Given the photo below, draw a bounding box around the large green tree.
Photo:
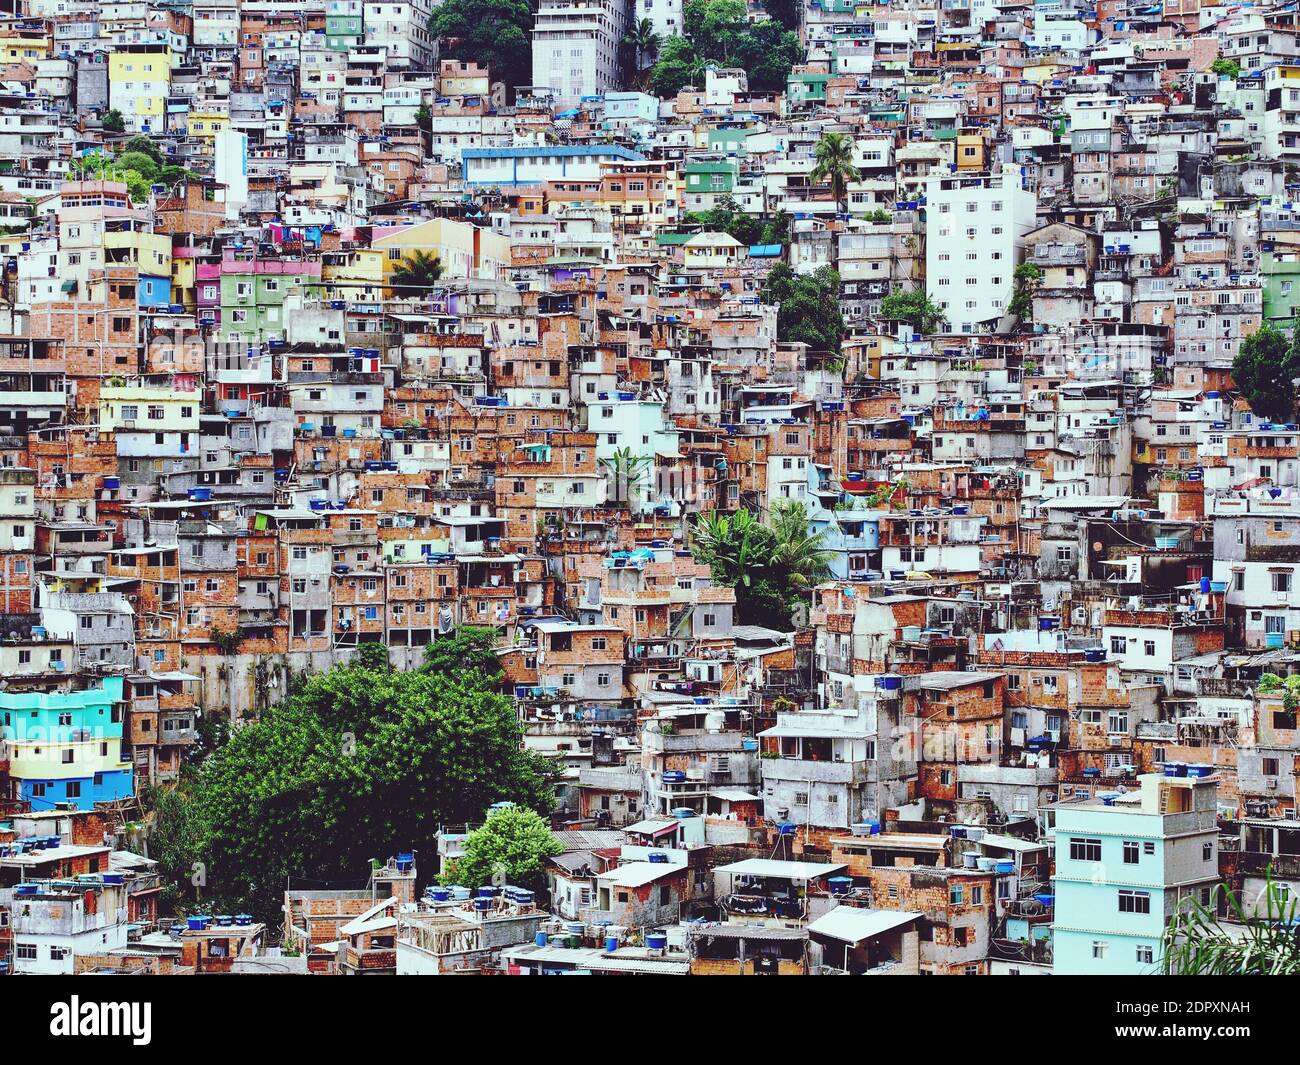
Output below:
[149,632,556,920]
[760,262,844,353]
[1233,323,1300,423]
[428,0,532,95]
[440,805,562,892]
[880,286,948,335]
[691,500,830,628]
[649,1,801,97]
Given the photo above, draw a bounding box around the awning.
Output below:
[808,906,922,945]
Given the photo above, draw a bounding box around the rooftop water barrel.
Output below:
[978,857,996,871]
[1084,648,1105,662]
[1267,631,1286,649]
[478,886,500,899]
[741,738,759,751]
[648,852,669,864]
[1200,576,1212,595]
[1082,767,1101,777]
[605,934,620,952]
[451,886,472,901]
[1164,761,1187,778]
[235,914,252,926]
[472,897,491,912]
[430,887,451,902]
[15,884,37,896]
[662,770,686,783]
[962,850,979,869]
[102,873,123,885]
[566,921,585,936]
[828,876,853,896]
[995,860,1015,875]
[536,931,549,947]
[513,890,534,906]
[216,915,233,926]
[878,674,903,691]
[671,807,697,819]
[1033,893,1054,907]
[902,625,923,641]
[186,915,207,931]
[867,821,881,835]
[951,826,967,839]
[1186,763,1214,778]
[169,924,185,937]
[1099,791,1121,806]
[1039,616,1058,630]
[646,933,668,950]
[778,821,797,836]
[966,827,985,841]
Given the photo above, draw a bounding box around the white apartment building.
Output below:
[925,165,1037,334]
[635,0,681,44]
[363,1,437,68]
[532,0,631,108]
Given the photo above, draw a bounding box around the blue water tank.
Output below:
[535,931,549,947]
[1200,576,1211,595]
[605,935,619,952]
[646,933,668,950]
[472,897,491,911]
[828,876,853,896]
[648,852,669,864]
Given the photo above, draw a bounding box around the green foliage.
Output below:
[650,35,706,97]
[428,0,532,94]
[880,286,948,335]
[599,446,654,506]
[356,641,391,671]
[759,262,844,353]
[123,135,164,164]
[623,16,663,76]
[71,147,198,207]
[1162,875,1300,974]
[209,626,244,655]
[147,634,555,921]
[862,208,893,223]
[389,249,444,293]
[691,500,831,628]
[421,625,502,680]
[762,0,800,31]
[649,1,801,97]
[102,109,125,132]
[1233,323,1300,423]
[811,131,861,210]
[1007,261,1043,323]
[686,196,790,248]
[439,805,562,892]
[1209,58,1242,79]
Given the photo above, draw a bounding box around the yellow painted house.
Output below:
[322,247,386,302]
[371,217,511,283]
[108,47,174,133]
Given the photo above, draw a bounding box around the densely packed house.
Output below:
[2,0,1300,977]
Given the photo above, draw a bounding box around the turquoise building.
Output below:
[0,676,132,810]
[1050,772,1220,974]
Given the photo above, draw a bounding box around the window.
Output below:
[1070,838,1102,862]
[1092,941,1107,959]
[1203,841,1213,861]
[1135,944,1154,964]
[949,883,964,905]
[1118,889,1151,914]
[1123,841,1140,864]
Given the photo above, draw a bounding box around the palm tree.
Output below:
[389,250,444,296]
[623,18,663,83]
[811,131,861,215]
[1162,874,1300,975]
[768,499,832,590]
[599,447,653,507]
